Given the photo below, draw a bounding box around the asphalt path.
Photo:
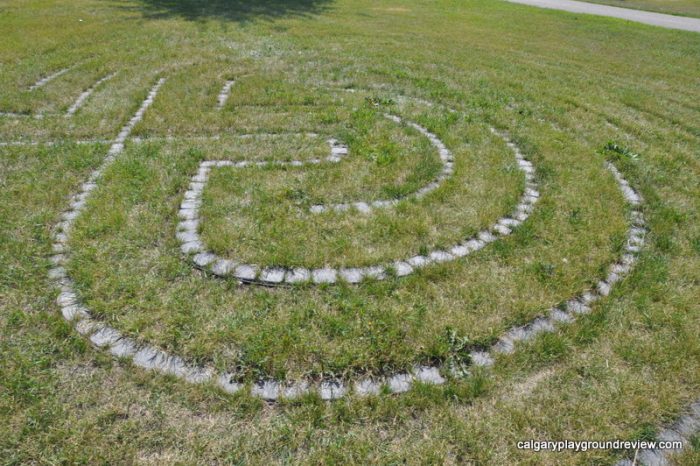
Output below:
[505,0,700,32]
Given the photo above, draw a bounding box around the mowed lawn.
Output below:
[1,0,699,464]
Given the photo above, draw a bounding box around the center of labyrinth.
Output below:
[49,77,645,400]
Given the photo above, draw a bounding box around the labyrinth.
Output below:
[2,0,699,464]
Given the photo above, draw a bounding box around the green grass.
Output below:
[582,0,700,18]
[1,0,699,463]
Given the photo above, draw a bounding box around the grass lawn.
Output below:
[1,0,699,464]
[582,0,700,18]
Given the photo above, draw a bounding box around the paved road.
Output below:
[505,0,700,32]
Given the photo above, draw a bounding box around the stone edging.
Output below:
[66,72,117,117]
[216,80,235,110]
[308,113,455,214]
[48,80,646,401]
[615,400,700,466]
[176,124,538,285]
[29,66,72,91]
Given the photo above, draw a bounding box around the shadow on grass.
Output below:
[114,0,334,23]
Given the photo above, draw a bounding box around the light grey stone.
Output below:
[50,254,66,265]
[320,381,347,400]
[283,381,310,399]
[413,366,445,385]
[75,319,97,336]
[234,264,258,281]
[331,147,348,156]
[183,367,213,384]
[621,254,636,265]
[180,199,201,210]
[132,346,161,369]
[109,338,137,357]
[180,241,203,254]
[626,243,641,253]
[549,308,574,323]
[465,239,484,251]
[566,299,590,315]
[354,379,382,396]
[478,231,496,243]
[449,244,469,257]
[48,267,66,280]
[407,255,430,268]
[353,202,371,214]
[81,182,97,192]
[392,261,413,276]
[211,259,235,276]
[607,271,621,284]
[90,327,122,347]
[364,266,386,279]
[53,231,68,243]
[529,317,555,335]
[493,224,511,235]
[636,450,665,466]
[312,268,337,284]
[429,250,453,263]
[176,231,199,244]
[218,374,243,394]
[61,210,79,222]
[674,412,700,437]
[260,268,285,284]
[61,304,88,321]
[611,263,630,275]
[339,268,363,283]
[470,351,494,367]
[285,268,311,283]
[580,291,598,304]
[387,374,413,393]
[499,218,521,227]
[193,252,216,267]
[57,291,77,307]
[494,337,515,354]
[178,208,197,220]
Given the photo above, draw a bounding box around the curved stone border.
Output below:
[176,124,537,286]
[29,66,72,91]
[467,160,645,367]
[48,77,165,258]
[308,113,454,214]
[216,80,235,110]
[66,72,117,117]
[50,153,644,400]
[1,66,76,118]
[48,78,645,401]
[615,399,700,466]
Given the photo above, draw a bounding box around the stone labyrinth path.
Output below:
[36,72,651,402]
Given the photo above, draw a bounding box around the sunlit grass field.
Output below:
[1,0,699,464]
